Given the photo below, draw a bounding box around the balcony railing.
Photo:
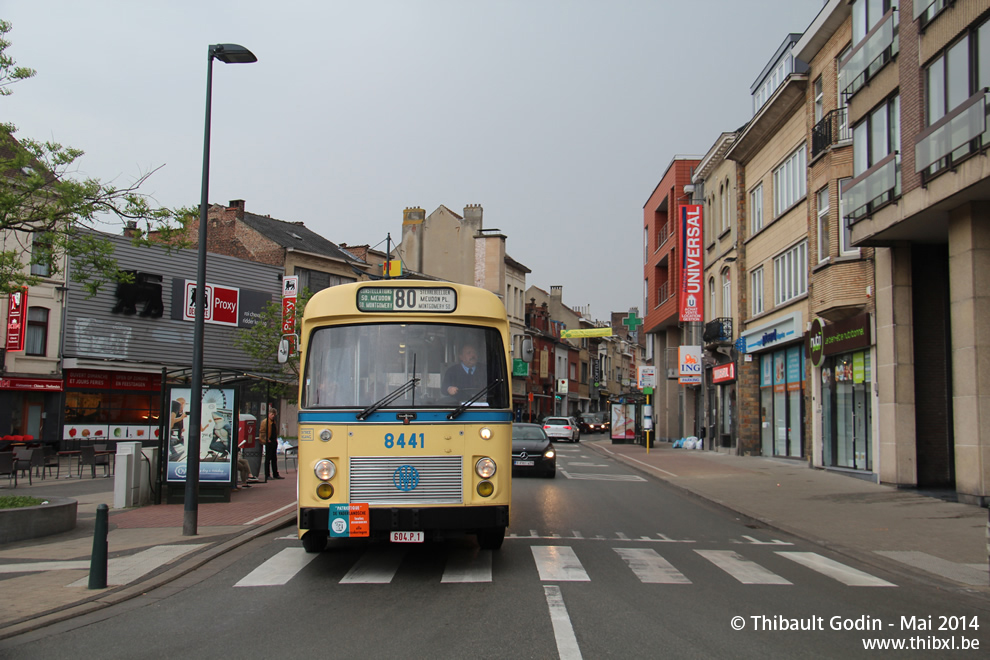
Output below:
[839,9,898,100]
[915,88,989,176]
[703,317,733,344]
[811,107,851,159]
[656,281,670,308]
[658,222,670,248]
[842,152,901,224]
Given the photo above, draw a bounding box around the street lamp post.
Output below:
[185,43,257,537]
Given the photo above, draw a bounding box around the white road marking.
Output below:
[777,552,896,587]
[559,471,647,482]
[243,501,297,525]
[234,547,318,587]
[544,585,583,660]
[615,548,692,584]
[68,544,207,587]
[598,447,679,477]
[339,546,407,584]
[875,550,985,586]
[732,535,793,546]
[0,560,90,574]
[695,549,792,585]
[532,546,590,581]
[441,548,492,583]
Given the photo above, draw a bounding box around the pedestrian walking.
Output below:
[259,407,282,480]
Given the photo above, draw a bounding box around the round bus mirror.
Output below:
[277,338,289,364]
[521,336,534,362]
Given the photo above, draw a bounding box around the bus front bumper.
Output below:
[299,505,509,533]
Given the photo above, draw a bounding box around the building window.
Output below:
[773,241,808,306]
[708,277,716,321]
[853,95,900,177]
[30,235,52,277]
[721,269,731,317]
[817,186,830,263]
[814,76,824,124]
[295,268,355,294]
[750,267,764,316]
[922,21,990,177]
[25,306,49,356]
[721,179,731,233]
[851,0,893,46]
[749,184,764,235]
[773,145,807,217]
[838,177,857,255]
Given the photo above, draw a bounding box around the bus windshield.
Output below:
[303,323,509,410]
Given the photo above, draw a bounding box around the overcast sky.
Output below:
[4,0,820,322]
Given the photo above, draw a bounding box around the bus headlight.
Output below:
[477,480,494,497]
[479,427,493,440]
[316,483,334,499]
[320,429,333,442]
[475,457,496,479]
[314,459,336,481]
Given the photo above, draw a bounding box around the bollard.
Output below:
[89,503,109,589]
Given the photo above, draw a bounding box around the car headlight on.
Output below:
[314,459,336,481]
[475,457,496,479]
[479,427,493,440]
[320,429,333,442]
[544,449,555,459]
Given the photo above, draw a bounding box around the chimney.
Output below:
[402,207,425,224]
[463,204,483,229]
[228,199,246,220]
[550,285,563,301]
[123,220,140,238]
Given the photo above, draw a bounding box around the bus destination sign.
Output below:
[357,287,457,313]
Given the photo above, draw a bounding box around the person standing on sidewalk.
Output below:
[259,407,283,480]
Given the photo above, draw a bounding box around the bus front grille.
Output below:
[349,456,463,505]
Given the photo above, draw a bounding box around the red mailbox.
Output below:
[238,414,257,449]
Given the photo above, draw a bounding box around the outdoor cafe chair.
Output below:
[79,445,110,478]
[0,452,16,487]
[13,448,36,485]
[42,445,60,479]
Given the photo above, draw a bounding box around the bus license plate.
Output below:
[391,531,423,543]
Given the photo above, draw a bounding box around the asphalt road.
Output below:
[3,441,988,658]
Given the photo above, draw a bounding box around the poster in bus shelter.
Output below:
[165,386,236,483]
[610,403,636,440]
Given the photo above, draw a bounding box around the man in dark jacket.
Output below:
[442,344,484,399]
[258,407,282,480]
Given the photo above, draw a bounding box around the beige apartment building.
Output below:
[726,34,813,459]
[841,0,990,505]
[693,132,742,451]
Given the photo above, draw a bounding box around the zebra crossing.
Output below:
[232,539,898,588]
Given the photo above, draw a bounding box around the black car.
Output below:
[511,423,556,478]
[578,412,609,434]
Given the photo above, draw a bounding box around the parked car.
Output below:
[578,412,609,434]
[511,423,556,478]
[542,416,580,442]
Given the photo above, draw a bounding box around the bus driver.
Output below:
[442,343,483,398]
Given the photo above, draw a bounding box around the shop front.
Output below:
[0,376,64,445]
[62,369,162,448]
[741,312,806,459]
[709,361,736,450]
[808,314,874,474]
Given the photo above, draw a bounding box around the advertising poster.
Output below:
[610,403,636,440]
[166,386,236,483]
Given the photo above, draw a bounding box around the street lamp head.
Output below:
[210,43,257,64]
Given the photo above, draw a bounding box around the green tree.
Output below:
[0,19,190,297]
[234,288,311,403]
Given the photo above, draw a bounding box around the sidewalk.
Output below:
[587,438,989,591]
[0,465,296,640]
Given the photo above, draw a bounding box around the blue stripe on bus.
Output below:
[298,410,514,424]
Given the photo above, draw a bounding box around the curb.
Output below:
[0,513,296,641]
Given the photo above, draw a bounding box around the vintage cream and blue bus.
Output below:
[289,281,526,552]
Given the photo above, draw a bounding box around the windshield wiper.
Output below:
[357,377,419,420]
[446,378,502,420]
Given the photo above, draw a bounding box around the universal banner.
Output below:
[679,204,704,323]
[165,386,236,483]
